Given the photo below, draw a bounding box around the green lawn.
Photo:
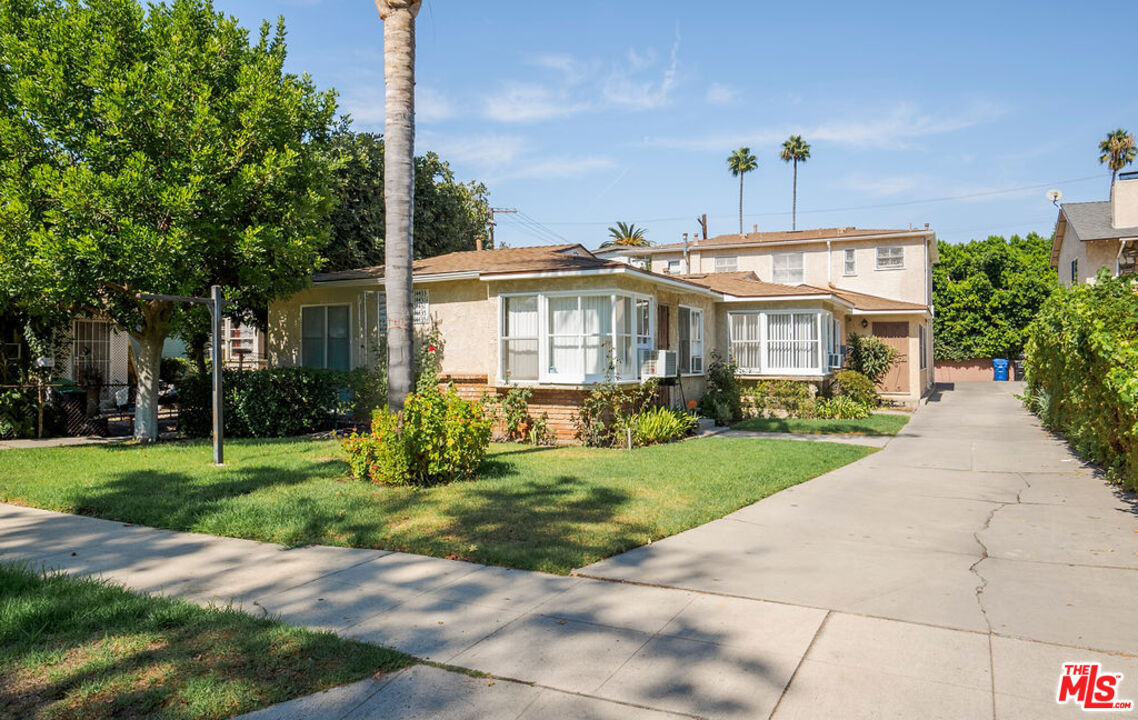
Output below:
[732,413,910,437]
[0,563,411,720]
[0,437,873,574]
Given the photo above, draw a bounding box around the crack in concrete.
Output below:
[969,471,1031,720]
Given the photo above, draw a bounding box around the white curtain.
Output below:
[730,313,762,372]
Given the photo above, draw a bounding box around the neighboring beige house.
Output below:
[1052,171,1138,285]
[267,236,936,439]
[597,226,938,404]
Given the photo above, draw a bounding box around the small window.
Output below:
[301,305,351,371]
[714,256,738,273]
[876,246,905,270]
[666,259,682,274]
[1070,259,1078,284]
[772,252,805,284]
[678,306,704,374]
[843,248,857,276]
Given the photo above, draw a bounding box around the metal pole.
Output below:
[210,285,224,465]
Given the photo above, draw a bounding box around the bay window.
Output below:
[772,252,805,284]
[729,310,840,375]
[500,292,653,384]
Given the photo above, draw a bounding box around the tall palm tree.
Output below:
[779,135,811,231]
[601,221,650,247]
[727,147,757,235]
[375,0,422,411]
[1099,128,1137,186]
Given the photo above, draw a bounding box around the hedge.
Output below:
[179,367,383,438]
[1023,272,1138,490]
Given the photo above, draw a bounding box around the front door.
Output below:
[871,321,910,394]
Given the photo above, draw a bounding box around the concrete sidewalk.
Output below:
[2,382,1136,718]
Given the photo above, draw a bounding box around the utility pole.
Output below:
[136,285,230,465]
[696,214,708,241]
[488,208,517,248]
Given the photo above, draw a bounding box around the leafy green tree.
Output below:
[727,147,758,235]
[932,233,1059,361]
[779,135,811,231]
[601,221,650,248]
[322,129,491,271]
[0,0,338,441]
[1099,128,1136,186]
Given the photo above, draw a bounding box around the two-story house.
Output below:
[596,226,938,404]
[1052,171,1138,285]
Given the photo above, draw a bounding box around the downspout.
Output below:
[682,233,690,274]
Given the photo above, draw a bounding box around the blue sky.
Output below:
[221,0,1135,250]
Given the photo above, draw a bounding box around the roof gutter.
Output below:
[313,270,482,288]
[625,230,936,255]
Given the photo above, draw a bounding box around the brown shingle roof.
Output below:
[627,227,925,252]
[827,286,928,312]
[678,272,829,298]
[312,244,613,282]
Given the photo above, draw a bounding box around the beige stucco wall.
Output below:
[268,274,718,399]
[846,313,933,404]
[1056,223,1122,286]
[646,236,931,306]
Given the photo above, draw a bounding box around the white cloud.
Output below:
[706,82,739,105]
[482,82,590,124]
[417,87,457,123]
[644,100,1009,152]
[420,133,530,169]
[602,31,680,111]
[501,155,616,181]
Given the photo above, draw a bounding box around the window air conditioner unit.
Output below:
[827,352,843,370]
[641,349,678,379]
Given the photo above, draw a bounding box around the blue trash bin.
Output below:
[992,358,1009,381]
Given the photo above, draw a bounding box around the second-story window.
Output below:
[876,246,905,270]
[772,252,805,284]
[714,256,738,273]
[843,248,857,276]
[666,259,681,274]
[1071,259,1078,284]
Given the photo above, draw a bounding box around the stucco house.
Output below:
[1052,171,1138,285]
[267,231,936,439]
[597,226,937,402]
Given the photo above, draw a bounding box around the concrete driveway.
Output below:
[3,382,1136,719]
[580,381,1138,717]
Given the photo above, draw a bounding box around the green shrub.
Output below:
[830,369,878,407]
[342,383,492,486]
[499,385,533,441]
[527,412,556,446]
[846,333,898,386]
[0,385,37,439]
[576,374,659,448]
[628,406,699,446]
[741,380,816,419]
[814,395,873,420]
[1024,272,1138,490]
[179,367,384,438]
[697,352,741,426]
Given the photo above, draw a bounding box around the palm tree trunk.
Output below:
[738,174,744,235]
[377,1,421,411]
[792,160,798,231]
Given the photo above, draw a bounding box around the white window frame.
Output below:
[500,294,540,382]
[300,304,352,371]
[919,324,928,370]
[497,290,654,385]
[666,259,682,275]
[70,318,112,382]
[876,245,905,270]
[714,255,739,273]
[222,318,259,363]
[376,289,431,333]
[843,248,857,276]
[678,305,704,376]
[772,252,805,284]
[728,309,833,377]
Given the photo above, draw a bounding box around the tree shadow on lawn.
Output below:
[0,566,409,720]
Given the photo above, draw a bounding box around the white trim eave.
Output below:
[480,267,721,298]
[848,308,929,316]
[619,230,936,256]
[721,293,855,310]
[313,271,481,288]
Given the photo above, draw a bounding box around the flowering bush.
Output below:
[343,382,492,486]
